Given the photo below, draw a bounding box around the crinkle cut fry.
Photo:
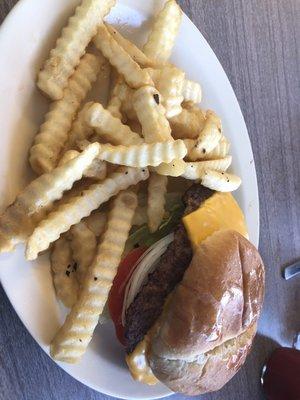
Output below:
[31,54,101,175]
[105,24,155,68]
[94,24,153,89]
[143,0,182,63]
[50,190,138,363]
[201,170,242,192]
[51,236,79,308]
[38,0,116,100]
[92,140,187,168]
[70,222,97,284]
[133,86,172,143]
[148,173,168,233]
[65,102,95,151]
[58,149,107,181]
[85,102,143,146]
[0,143,100,253]
[25,167,149,260]
[182,157,232,180]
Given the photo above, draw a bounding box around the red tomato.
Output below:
[108,247,146,345]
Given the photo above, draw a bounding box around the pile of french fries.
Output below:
[0,0,242,363]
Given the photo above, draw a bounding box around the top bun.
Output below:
[148,230,265,395]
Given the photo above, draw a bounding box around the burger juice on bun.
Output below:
[108,185,265,395]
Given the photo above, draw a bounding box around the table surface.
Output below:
[0,0,299,399]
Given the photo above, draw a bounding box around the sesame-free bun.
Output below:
[148,230,265,395]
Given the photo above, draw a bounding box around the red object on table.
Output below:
[262,347,300,400]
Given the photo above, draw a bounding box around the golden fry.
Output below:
[105,24,155,67]
[26,167,149,260]
[0,143,100,253]
[187,110,222,160]
[143,0,182,62]
[70,222,97,284]
[84,211,107,237]
[85,102,143,145]
[147,174,168,233]
[31,55,101,175]
[51,237,79,308]
[38,0,116,100]
[93,140,187,168]
[65,102,95,151]
[154,159,186,177]
[201,170,242,192]
[170,107,206,140]
[133,86,172,143]
[94,24,153,89]
[182,156,232,180]
[182,79,202,104]
[50,190,138,363]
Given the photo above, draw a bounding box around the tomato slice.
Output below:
[108,247,147,345]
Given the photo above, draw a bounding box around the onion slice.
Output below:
[122,234,174,326]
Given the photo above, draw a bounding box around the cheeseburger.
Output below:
[108,184,265,395]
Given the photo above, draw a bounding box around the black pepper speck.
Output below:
[153,94,160,105]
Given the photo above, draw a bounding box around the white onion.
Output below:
[121,234,174,326]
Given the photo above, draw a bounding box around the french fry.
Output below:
[107,74,124,120]
[132,206,148,227]
[85,102,143,145]
[107,95,123,120]
[84,211,107,237]
[133,86,172,143]
[182,156,232,180]
[154,159,186,177]
[51,237,79,308]
[143,0,182,63]
[50,190,138,363]
[65,102,94,151]
[170,107,206,139]
[58,150,80,166]
[150,65,185,118]
[26,167,149,260]
[182,79,202,104]
[37,0,116,100]
[202,136,231,160]
[105,24,155,68]
[201,170,242,192]
[107,88,123,120]
[118,83,136,120]
[147,174,168,233]
[94,24,153,89]
[0,143,100,253]
[59,149,107,181]
[70,222,97,284]
[31,55,101,175]
[187,110,222,160]
[84,159,107,180]
[88,140,187,168]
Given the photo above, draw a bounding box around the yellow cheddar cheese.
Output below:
[183,192,248,248]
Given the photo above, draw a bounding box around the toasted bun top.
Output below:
[148,230,265,395]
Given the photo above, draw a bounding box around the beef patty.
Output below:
[125,184,214,353]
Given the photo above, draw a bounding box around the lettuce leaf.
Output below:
[125,200,184,253]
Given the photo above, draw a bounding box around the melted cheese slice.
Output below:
[183,192,248,247]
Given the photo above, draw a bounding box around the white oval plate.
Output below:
[0,0,259,399]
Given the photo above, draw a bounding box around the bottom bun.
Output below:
[149,324,256,395]
[147,230,265,395]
